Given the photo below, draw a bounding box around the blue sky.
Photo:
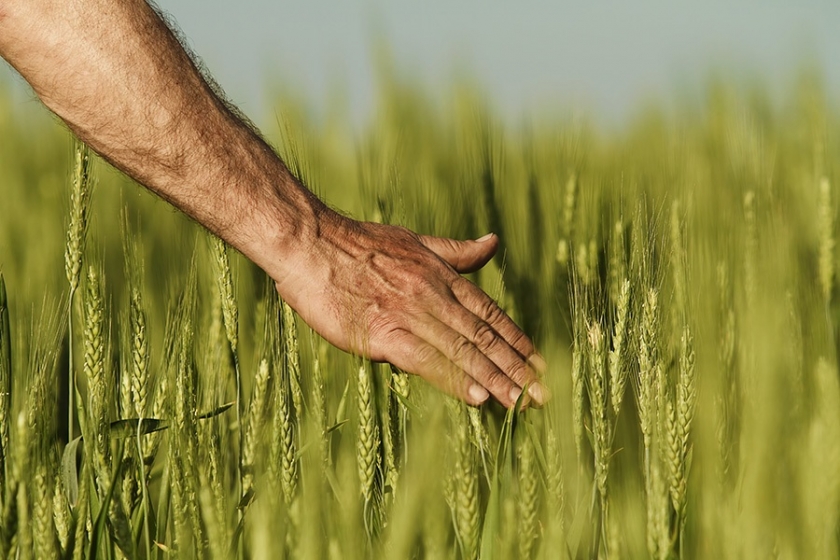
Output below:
[3,1,839,128]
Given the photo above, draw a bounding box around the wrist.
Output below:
[243,173,335,283]
[269,200,358,304]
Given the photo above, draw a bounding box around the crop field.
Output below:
[0,70,839,559]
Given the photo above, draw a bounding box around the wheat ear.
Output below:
[609,279,631,416]
[357,360,381,524]
[83,266,110,492]
[452,402,479,560]
[64,141,92,443]
[242,358,270,497]
[517,427,539,559]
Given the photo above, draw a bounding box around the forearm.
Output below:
[0,0,325,279]
[0,0,546,408]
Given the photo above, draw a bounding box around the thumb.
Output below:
[420,233,499,273]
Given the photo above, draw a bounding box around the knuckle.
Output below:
[506,326,524,344]
[403,268,441,299]
[480,367,509,394]
[481,298,505,323]
[506,359,531,385]
[450,336,474,365]
[406,277,428,299]
[510,330,534,354]
[472,322,499,351]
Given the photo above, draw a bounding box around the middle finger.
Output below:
[430,297,546,404]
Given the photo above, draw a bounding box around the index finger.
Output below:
[450,277,545,372]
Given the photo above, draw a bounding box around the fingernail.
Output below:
[476,233,495,242]
[528,353,547,374]
[528,382,550,405]
[469,384,490,404]
[509,386,523,404]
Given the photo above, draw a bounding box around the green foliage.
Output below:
[1,69,840,559]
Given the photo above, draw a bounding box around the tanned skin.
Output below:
[0,0,547,408]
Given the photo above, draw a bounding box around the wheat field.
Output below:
[0,69,839,559]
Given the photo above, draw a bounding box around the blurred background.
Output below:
[2,3,840,559]
[2,1,839,129]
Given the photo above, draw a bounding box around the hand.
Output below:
[0,0,545,409]
[274,211,548,408]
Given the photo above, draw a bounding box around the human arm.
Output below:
[0,0,547,407]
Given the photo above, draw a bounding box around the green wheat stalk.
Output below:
[0,273,11,505]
